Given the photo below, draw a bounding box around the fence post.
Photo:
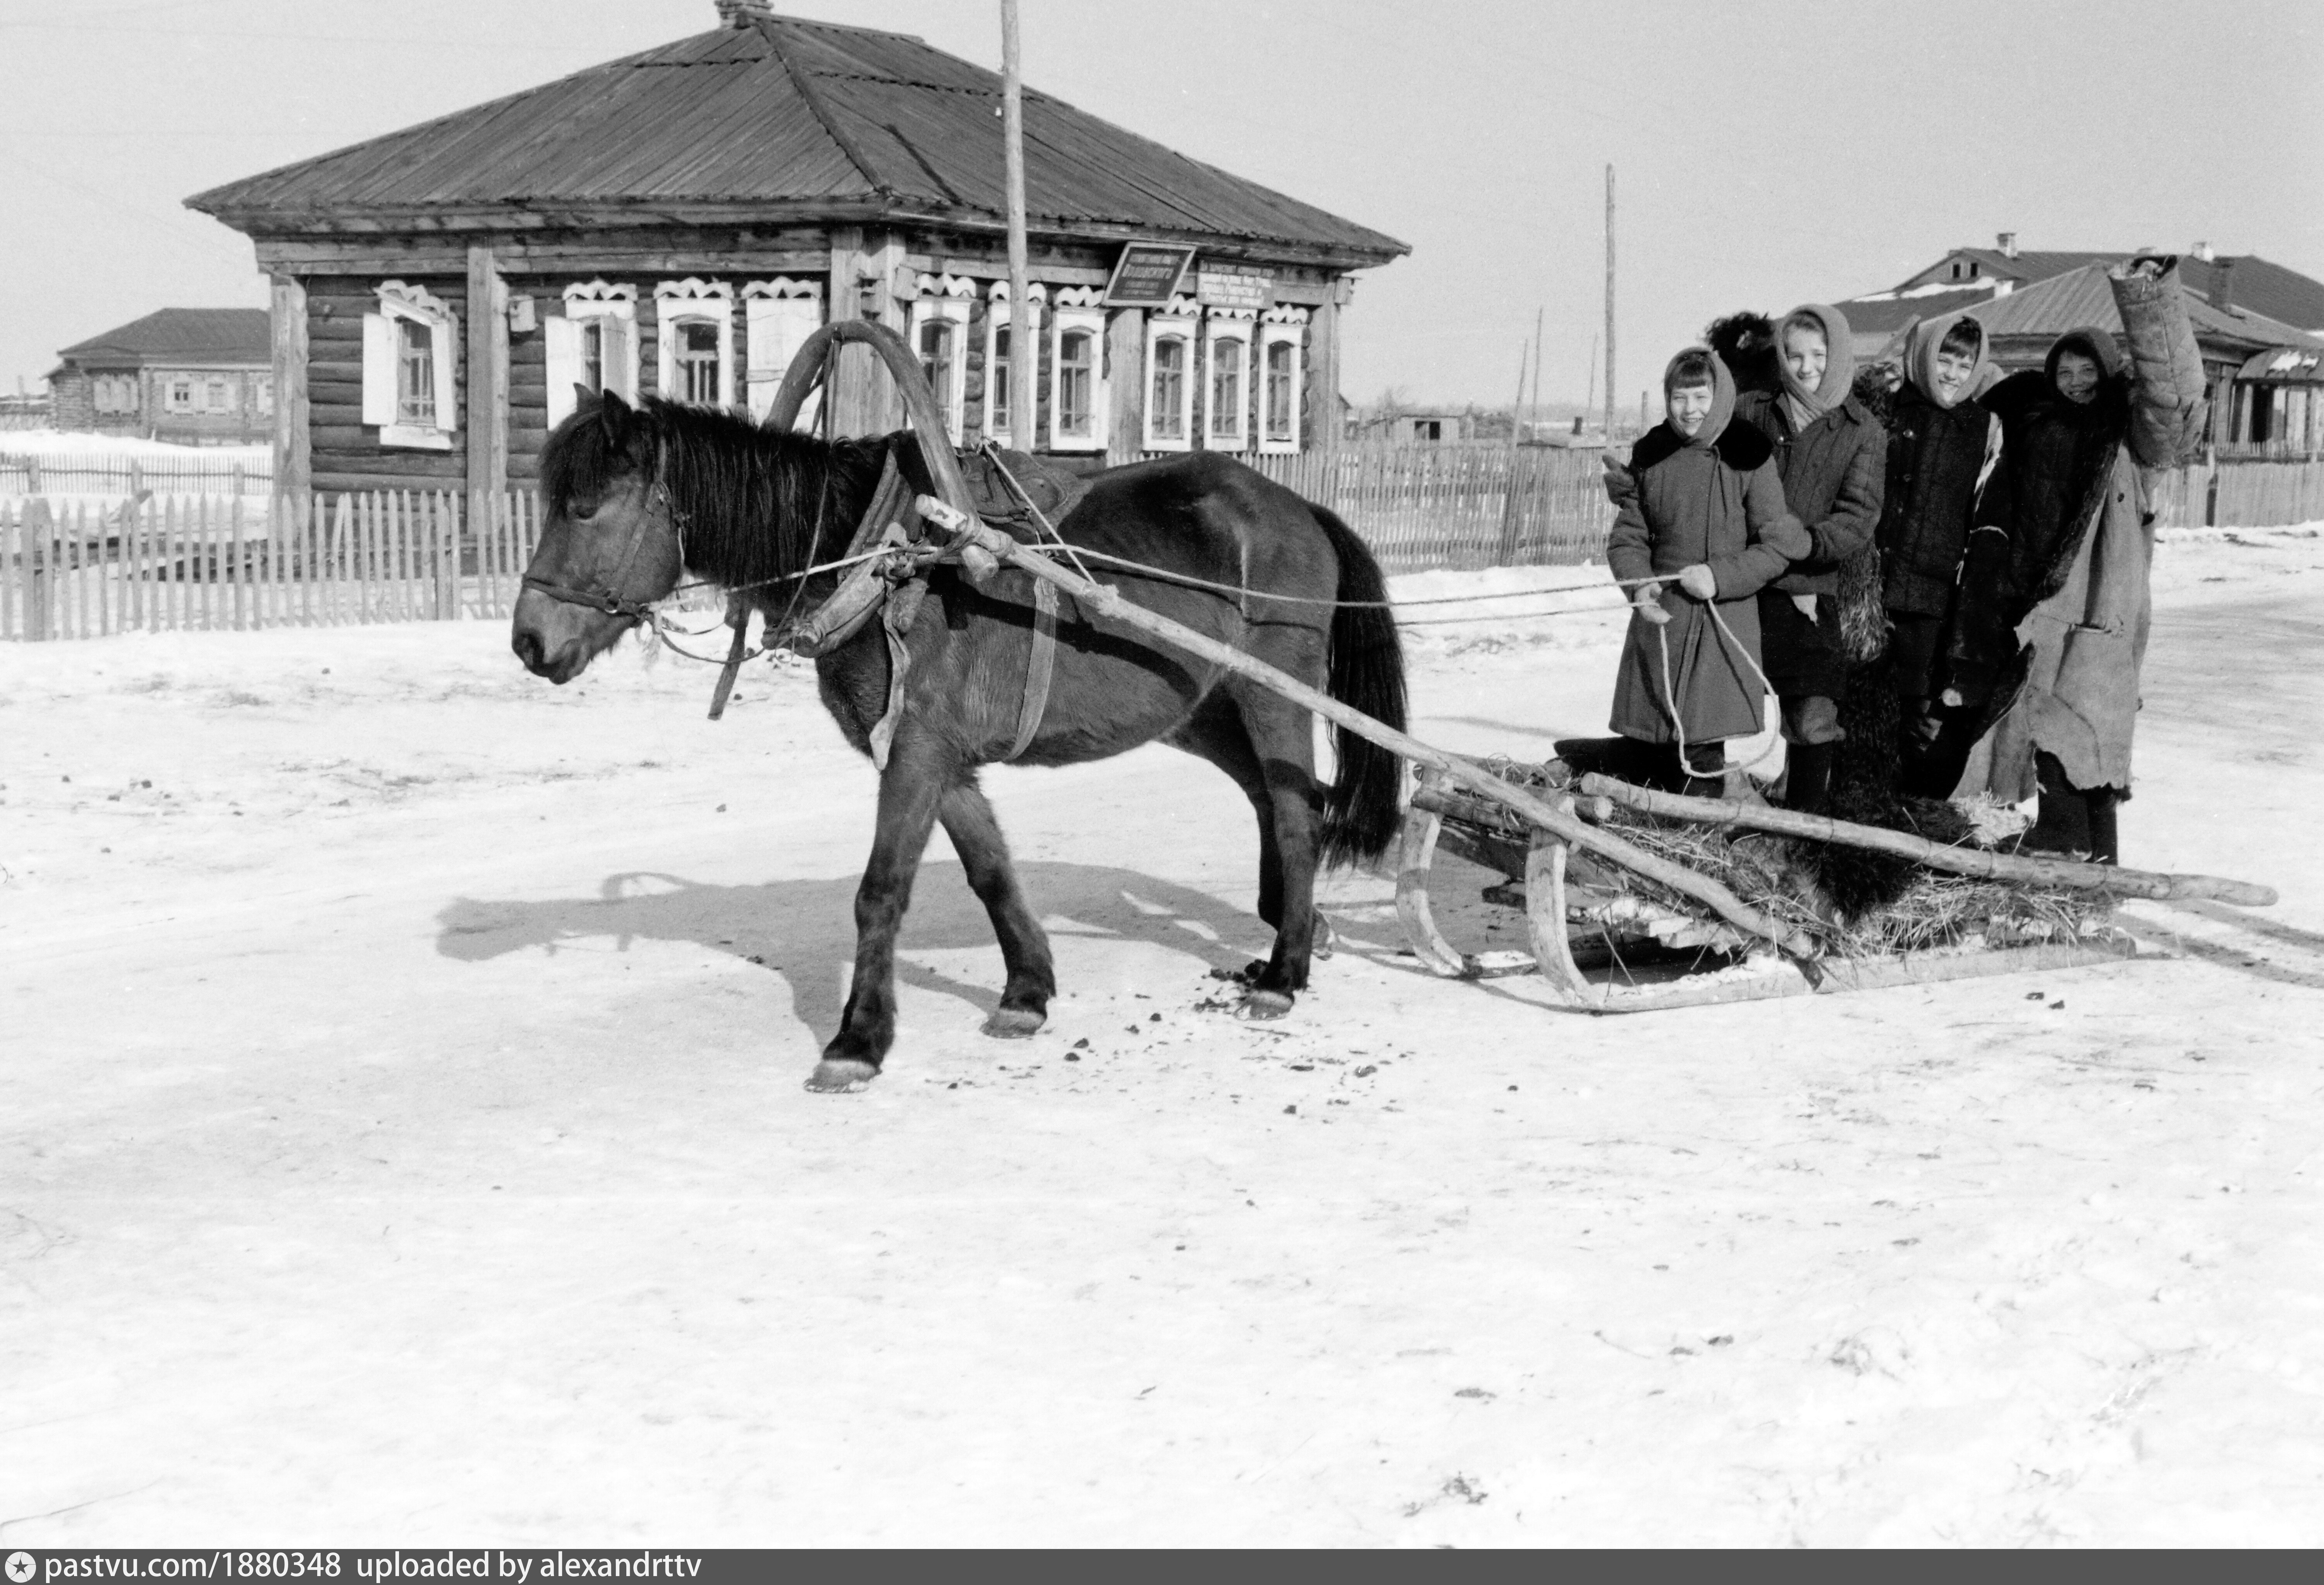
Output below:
[25,500,52,641]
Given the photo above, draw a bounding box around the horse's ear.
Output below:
[572,383,602,420]
[598,386,633,433]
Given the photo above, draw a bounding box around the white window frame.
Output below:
[742,278,824,425]
[363,280,457,450]
[205,375,232,414]
[546,281,639,429]
[254,374,274,419]
[1204,308,1256,453]
[909,274,976,443]
[654,278,735,409]
[1046,285,1107,453]
[980,279,1044,447]
[1143,297,1199,452]
[166,375,195,414]
[1258,307,1306,454]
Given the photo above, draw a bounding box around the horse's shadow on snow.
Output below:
[435,861,1280,1036]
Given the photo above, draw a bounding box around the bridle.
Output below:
[520,447,688,625]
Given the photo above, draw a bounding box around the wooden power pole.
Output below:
[1002,0,1036,453]
[1603,163,1616,440]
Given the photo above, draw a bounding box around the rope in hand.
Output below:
[1651,592,1783,780]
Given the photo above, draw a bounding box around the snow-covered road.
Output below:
[5,531,2322,1545]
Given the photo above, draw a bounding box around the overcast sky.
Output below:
[3,0,2319,411]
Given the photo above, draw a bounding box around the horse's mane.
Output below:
[539,397,891,591]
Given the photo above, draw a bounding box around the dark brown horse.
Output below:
[511,388,1406,1092]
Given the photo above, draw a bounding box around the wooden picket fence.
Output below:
[4,453,2321,642]
[1248,443,1610,572]
[0,450,272,497]
[0,491,540,642]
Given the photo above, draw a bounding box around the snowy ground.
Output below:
[5,529,2324,1546]
[0,430,269,460]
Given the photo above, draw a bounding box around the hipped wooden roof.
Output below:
[186,12,1407,266]
[56,308,270,366]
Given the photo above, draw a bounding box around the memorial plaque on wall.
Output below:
[1103,242,1198,307]
[1195,266,1274,312]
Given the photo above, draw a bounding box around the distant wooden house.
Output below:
[46,309,272,445]
[185,1,1406,497]
[0,387,52,432]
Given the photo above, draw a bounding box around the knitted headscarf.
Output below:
[1775,303,1856,431]
[1903,311,1991,409]
[1662,347,1736,450]
[2044,326,2131,427]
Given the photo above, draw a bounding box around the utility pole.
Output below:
[1603,163,1616,441]
[1528,306,1543,434]
[1002,0,1036,452]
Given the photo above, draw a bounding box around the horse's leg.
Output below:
[808,740,950,1094]
[1167,696,1284,928]
[938,776,1055,1039]
[1231,684,1323,1020]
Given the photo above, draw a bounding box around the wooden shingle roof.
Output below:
[187,12,1407,266]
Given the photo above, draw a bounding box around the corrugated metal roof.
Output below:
[57,308,270,363]
[1969,263,2323,353]
[1939,248,2115,283]
[2178,256,2324,334]
[2238,346,2324,383]
[1833,285,1996,337]
[1912,249,2324,335]
[187,12,1406,262]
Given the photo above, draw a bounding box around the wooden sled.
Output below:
[1395,769,2144,1012]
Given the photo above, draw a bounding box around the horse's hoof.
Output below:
[980,1006,1045,1039]
[1237,989,1294,1021]
[805,1057,878,1093]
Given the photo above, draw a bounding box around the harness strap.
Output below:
[706,592,751,721]
[1006,576,1059,762]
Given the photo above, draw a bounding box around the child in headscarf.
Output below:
[1604,348,1810,795]
[1729,304,1887,813]
[1873,310,1996,794]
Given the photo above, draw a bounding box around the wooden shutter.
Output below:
[545,314,581,429]
[745,296,819,421]
[604,314,637,400]
[430,314,457,432]
[361,313,396,426]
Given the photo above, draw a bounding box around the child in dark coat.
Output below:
[1605,348,1809,795]
[1730,304,1887,814]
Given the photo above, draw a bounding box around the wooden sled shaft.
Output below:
[1576,773,2276,908]
[915,495,1821,960]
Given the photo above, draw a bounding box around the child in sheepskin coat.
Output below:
[1604,348,1809,794]
[1948,256,2209,862]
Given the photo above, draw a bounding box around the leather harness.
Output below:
[523,435,1086,773]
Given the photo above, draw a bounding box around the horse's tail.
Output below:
[1310,502,1408,869]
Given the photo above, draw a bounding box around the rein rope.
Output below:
[1653,596,1782,780]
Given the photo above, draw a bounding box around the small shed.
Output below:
[47,308,272,444]
[186,1,1407,497]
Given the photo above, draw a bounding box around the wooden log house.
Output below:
[186,2,1407,500]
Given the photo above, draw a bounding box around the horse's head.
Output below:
[512,388,685,683]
